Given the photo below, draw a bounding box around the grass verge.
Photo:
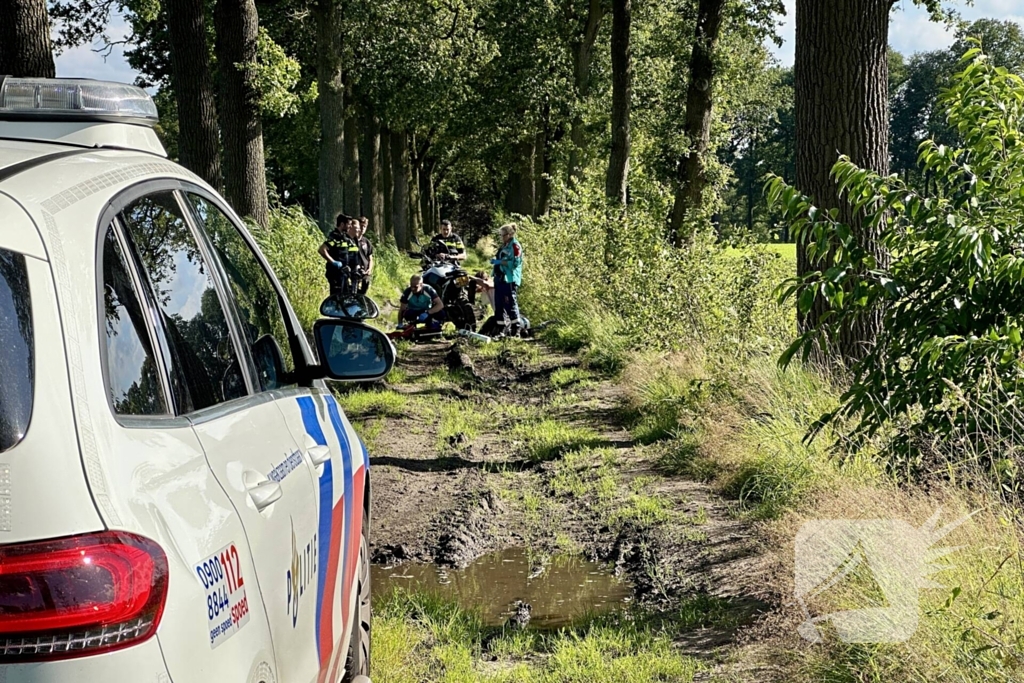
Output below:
[619,347,1024,681]
[373,590,704,683]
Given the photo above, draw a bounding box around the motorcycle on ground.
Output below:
[387,244,477,342]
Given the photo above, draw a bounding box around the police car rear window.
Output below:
[0,248,33,453]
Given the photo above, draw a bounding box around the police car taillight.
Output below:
[0,77,158,122]
[0,531,168,662]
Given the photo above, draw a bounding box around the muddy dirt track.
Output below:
[344,339,783,679]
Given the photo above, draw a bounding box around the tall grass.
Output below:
[372,590,704,683]
[513,187,792,369]
[250,205,326,332]
[620,346,1024,681]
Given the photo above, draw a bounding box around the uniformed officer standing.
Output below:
[428,219,466,262]
[355,216,375,295]
[318,213,361,296]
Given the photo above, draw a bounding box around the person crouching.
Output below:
[399,274,445,326]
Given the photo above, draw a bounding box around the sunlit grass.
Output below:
[352,418,385,453]
[436,401,491,453]
[510,419,607,462]
[608,494,669,531]
[372,590,704,683]
[549,367,593,389]
[335,388,408,417]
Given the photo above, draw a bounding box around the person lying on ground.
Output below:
[318,212,360,296]
[471,269,530,337]
[428,219,466,262]
[399,273,445,324]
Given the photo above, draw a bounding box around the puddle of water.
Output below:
[372,548,632,629]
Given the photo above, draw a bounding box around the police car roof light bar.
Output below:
[0,78,158,124]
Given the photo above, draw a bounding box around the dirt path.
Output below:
[341,338,779,679]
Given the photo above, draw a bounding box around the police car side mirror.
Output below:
[252,334,286,388]
[310,319,395,382]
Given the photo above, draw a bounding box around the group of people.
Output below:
[319,214,527,337]
[319,213,376,296]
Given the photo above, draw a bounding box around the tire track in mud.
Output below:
[348,339,777,675]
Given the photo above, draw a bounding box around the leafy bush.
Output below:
[515,185,791,363]
[767,46,1024,470]
[250,205,325,333]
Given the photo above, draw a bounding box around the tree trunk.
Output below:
[505,139,536,216]
[165,0,222,189]
[214,0,269,229]
[669,0,726,242]
[390,130,410,249]
[795,0,890,360]
[533,124,548,216]
[381,128,394,238]
[0,0,54,77]
[408,134,422,244]
[605,0,632,205]
[359,105,385,241]
[343,84,361,216]
[419,159,437,237]
[567,0,605,185]
[314,0,344,234]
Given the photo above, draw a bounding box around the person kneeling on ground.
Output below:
[399,274,445,325]
[471,270,530,337]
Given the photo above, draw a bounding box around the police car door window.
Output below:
[119,192,247,413]
[184,193,296,390]
[101,226,168,416]
[0,248,33,452]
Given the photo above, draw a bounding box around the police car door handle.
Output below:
[307,445,332,466]
[247,480,283,511]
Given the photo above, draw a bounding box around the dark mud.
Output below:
[355,338,776,676]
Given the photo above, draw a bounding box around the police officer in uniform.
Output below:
[318,213,361,296]
[355,216,375,295]
[428,219,466,262]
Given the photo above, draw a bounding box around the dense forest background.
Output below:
[8,1,1013,249]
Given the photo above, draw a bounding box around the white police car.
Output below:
[0,77,389,683]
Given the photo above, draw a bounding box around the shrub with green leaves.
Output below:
[249,205,326,333]
[767,45,1024,467]
[516,184,791,362]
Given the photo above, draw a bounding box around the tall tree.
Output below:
[381,128,394,237]
[359,105,385,239]
[567,0,606,185]
[343,82,361,216]
[165,0,222,189]
[214,0,269,228]
[794,0,891,359]
[314,0,345,234]
[506,138,536,216]
[669,0,726,241]
[408,134,422,244]
[390,130,410,249]
[0,0,55,77]
[605,0,632,205]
